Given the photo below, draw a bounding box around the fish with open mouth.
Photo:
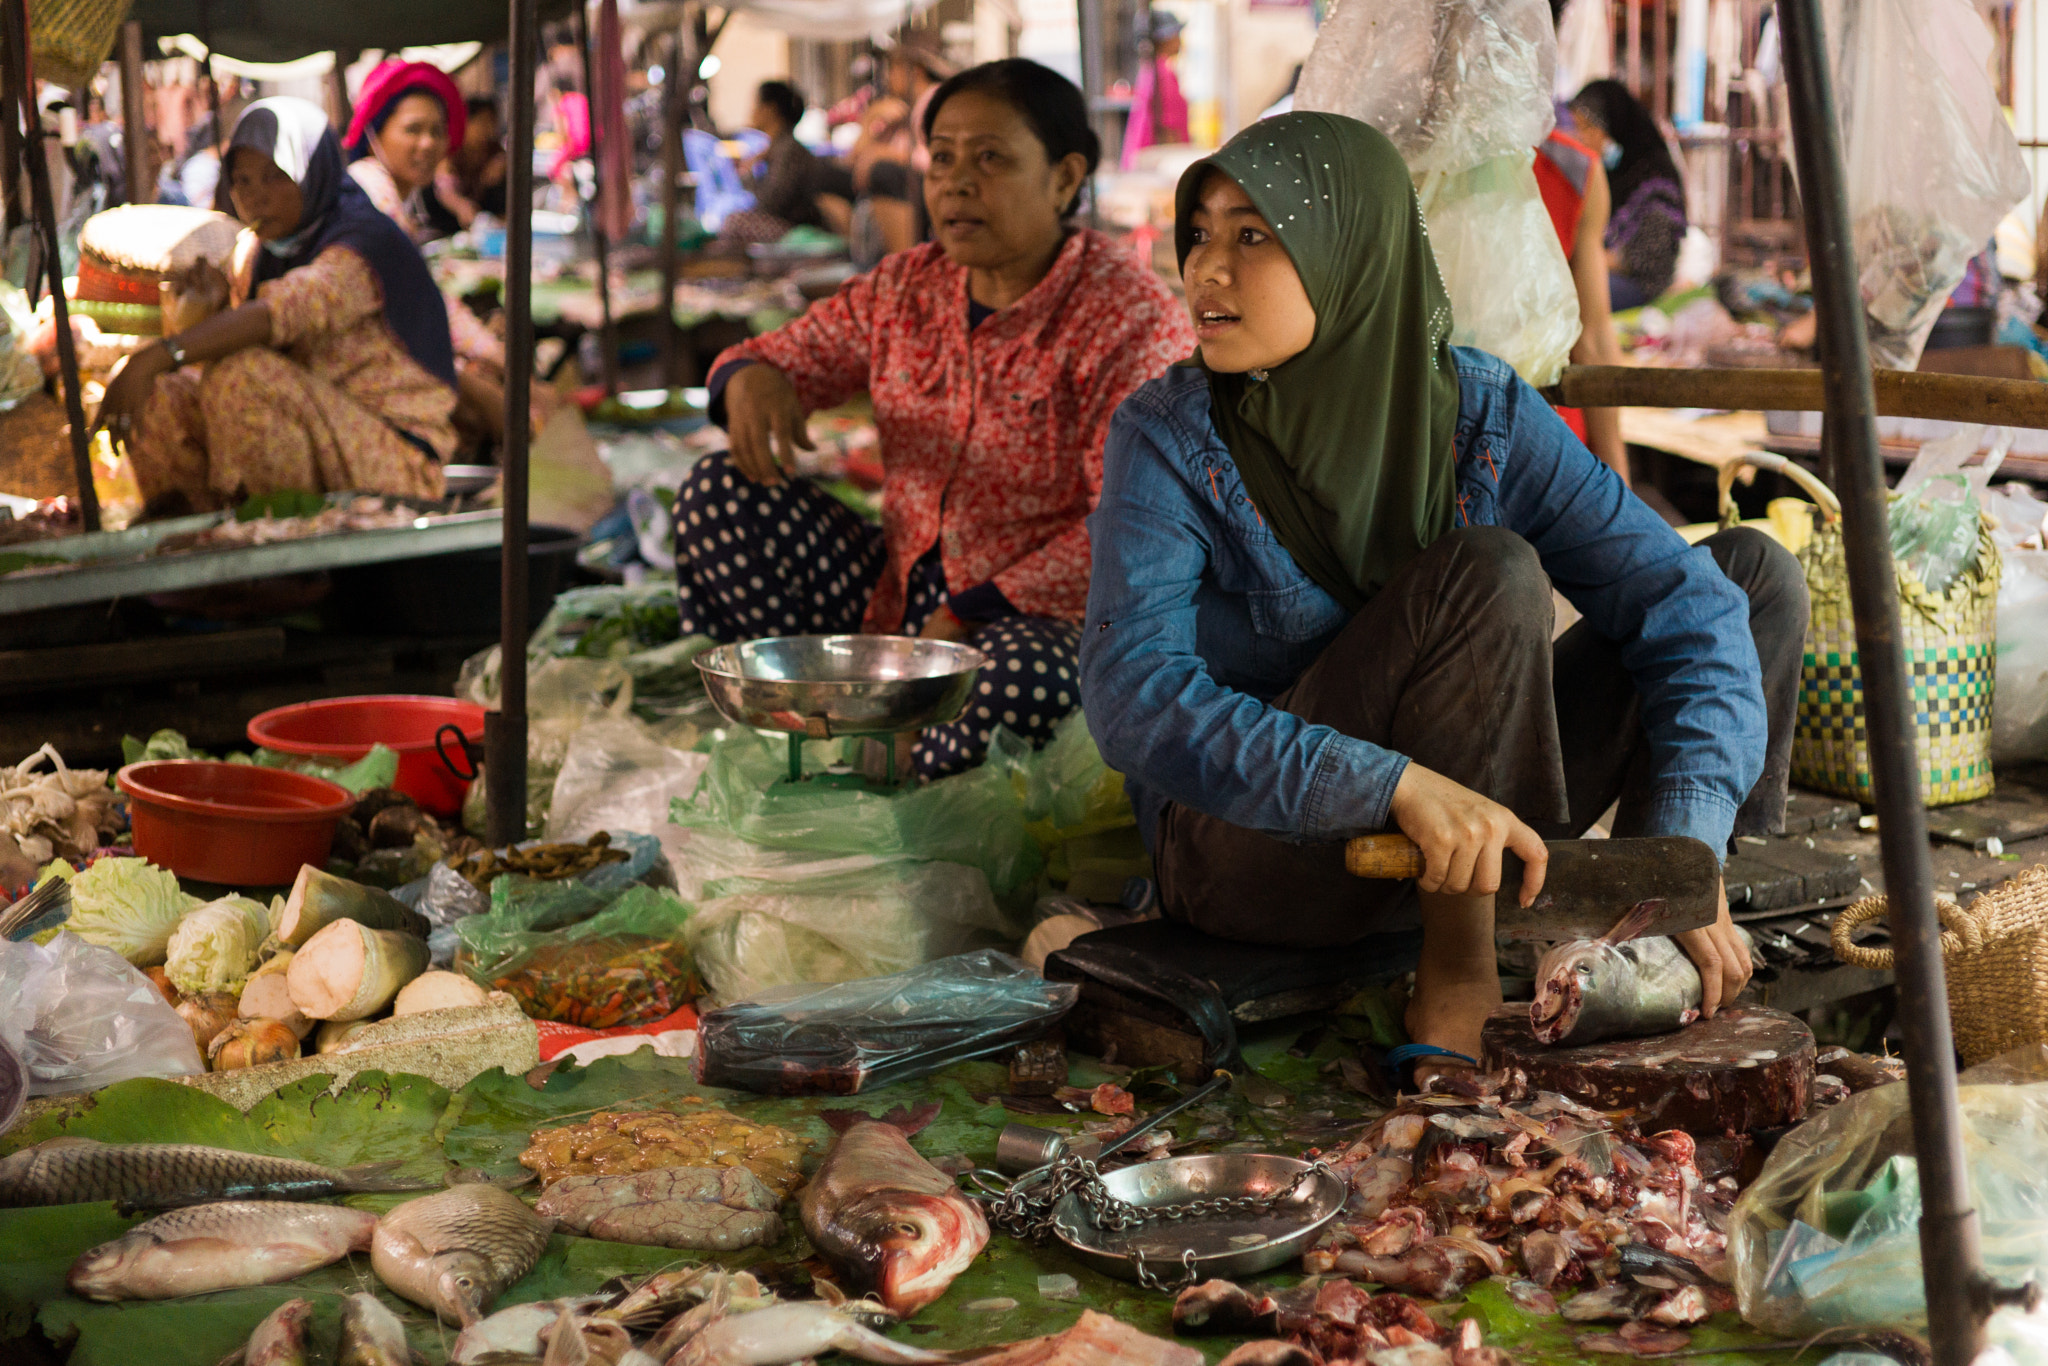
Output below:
[798,1102,988,1318]
[237,1297,314,1366]
[67,1201,375,1301]
[372,1182,554,1326]
[0,1136,430,1210]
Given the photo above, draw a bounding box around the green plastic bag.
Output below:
[453,879,698,1029]
[670,728,1042,898]
[1016,713,1134,852]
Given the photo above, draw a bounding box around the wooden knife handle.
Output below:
[1346,834,1426,879]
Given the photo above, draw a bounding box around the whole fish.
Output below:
[798,1103,988,1318]
[0,1136,431,1210]
[1531,902,1751,1047]
[67,1201,376,1301]
[451,1296,609,1364]
[242,1297,314,1366]
[670,1302,961,1366]
[337,1292,414,1366]
[372,1182,554,1326]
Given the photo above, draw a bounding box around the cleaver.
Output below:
[1345,834,1721,940]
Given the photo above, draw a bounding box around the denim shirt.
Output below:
[1080,347,1766,859]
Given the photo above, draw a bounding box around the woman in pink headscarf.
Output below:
[345,59,518,445]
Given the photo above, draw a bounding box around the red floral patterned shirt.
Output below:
[717,228,1196,631]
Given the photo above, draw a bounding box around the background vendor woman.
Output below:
[98,98,454,513]
[675,59,1195,777]
[1080,114,1804,1080]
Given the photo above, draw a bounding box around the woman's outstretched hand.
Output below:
[1388,761,1549,906]
[724,363,812,486]
[93,344,173,446]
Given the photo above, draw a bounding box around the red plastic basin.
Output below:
[118,761,353,886]
[247,695,486,816]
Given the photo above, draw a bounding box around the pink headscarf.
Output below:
[345,59,466,159]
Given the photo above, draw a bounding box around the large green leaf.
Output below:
[0,1052,1800,1366]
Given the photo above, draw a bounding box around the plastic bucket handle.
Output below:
[435,723,483,782]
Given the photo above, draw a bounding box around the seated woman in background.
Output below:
[425,95,510,234]
[674,59,1197,777]
[1568,79,1687,310]
[344,59,516,445]
[722,81,827,246]
[97,98,454,513]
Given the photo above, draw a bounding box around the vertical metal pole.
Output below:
[1076,0,1110,170]
[5,0,100,531]
[1625,0,1643,98]
[1776,2,1987,1362]
[118,21,147,205]
[658,26,683,388]
[573,0,620,395]
[488,0,538,848]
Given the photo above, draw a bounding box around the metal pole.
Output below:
[5,0,100,532]
[488,0,537,848]
[1776,1,1993,1361]
[573,0,620,395]
[658,26,683,388]
[118,21,147,205]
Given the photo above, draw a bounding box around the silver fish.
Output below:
[451,1296,609,1364]
[372,1182,554,1327]
[67,1200,376,1301]
[0,1136,430,1210]
[1531,903,1752,1046]
[243,1297,314,1366]
[669,1302,960,1366]
[337,1292,413,1366]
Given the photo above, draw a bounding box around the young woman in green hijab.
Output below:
[1079,113,1807,1081]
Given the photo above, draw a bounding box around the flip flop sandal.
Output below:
[1382,1043,1478,1093]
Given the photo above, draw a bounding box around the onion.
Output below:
[175,992,240,1053]
[208,1018,302,1071]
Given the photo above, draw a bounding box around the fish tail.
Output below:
[1598,898,1666,945]
[341,1159,438,1194]
[821,1101,943,1136]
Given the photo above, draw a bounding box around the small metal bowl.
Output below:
[1050,1153,1345,1286]
[695,634,987,739]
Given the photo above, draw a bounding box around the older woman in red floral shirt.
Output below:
[677,59,1194,776]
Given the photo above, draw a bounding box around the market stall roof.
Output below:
[127,0,570,64]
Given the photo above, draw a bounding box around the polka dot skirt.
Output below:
[673,452,1083,779]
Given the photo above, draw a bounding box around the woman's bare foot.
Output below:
[1404,890,1503,1088]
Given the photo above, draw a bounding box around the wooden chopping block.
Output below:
[1480,1003,1815,1134]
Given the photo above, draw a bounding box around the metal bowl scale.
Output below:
[1050,1153,1346,1287]
[695,635,988,782]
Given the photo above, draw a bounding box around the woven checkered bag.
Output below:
[1791,499,2000,807]
[28,0,131,93]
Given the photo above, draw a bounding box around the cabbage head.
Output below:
[39,857,199,966]
[164,894,272,995]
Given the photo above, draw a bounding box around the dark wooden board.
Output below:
[1481,1004,1815,1135]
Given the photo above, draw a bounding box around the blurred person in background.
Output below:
[1568,80,1687,310]
[1121,10,1189,169]
[721,80,826,245]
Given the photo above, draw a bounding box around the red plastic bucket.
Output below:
[246,695,487,816]
[118,761,353,886]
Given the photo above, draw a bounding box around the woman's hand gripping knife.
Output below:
[1387,762,1751,1072]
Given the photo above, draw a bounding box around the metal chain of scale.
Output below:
[975,1153,1336,1292]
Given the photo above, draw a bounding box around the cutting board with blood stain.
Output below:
[1480,1004,1815,1134]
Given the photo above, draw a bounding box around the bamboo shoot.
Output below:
[287,919,430,1022]
[277,866,430,948]
[238,971,315,1039]
[392,970,489,1016]
[315,1018,376,1054]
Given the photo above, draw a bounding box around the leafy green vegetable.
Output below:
[119,728,398,794]
[36,857,199,965]
[234,489,326,522]
[121,729,213,765]
[164,894,271,995]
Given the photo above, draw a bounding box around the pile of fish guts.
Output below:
[0,1105,1011,1365]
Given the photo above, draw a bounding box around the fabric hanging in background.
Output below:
[1554,0,1612,103]
[595,0,632,242]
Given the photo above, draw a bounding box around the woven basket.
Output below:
[28,0,132,93]
[1833,865,2048,1065]
[1715,457,2002,806]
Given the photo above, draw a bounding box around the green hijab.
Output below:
[1174,112,1462,612]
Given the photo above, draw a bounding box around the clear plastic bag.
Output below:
[546,718,709,862]
[1415,154,1582,386]
[0,282,44,413]
[694,949,1078,1095]
[1296,0,1556,176]
[670,727,1042,899]
[1729,1069,2048,1336]
[1823,0,2029,370]
[686,857,1024,1002]
[454,879,699,1029]
[0,931,204,1097]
